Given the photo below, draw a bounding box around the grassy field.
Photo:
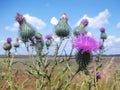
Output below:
[0,55,120,90]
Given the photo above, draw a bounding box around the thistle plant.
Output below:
[2,37,14,89]
[74,19,88,36]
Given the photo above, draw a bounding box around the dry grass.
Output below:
[0,56,120,90]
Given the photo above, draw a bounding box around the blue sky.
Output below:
[0,0,120,55]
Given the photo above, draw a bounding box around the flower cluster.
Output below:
[72,35,100,53]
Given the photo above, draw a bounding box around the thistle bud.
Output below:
[100,27,107,41]
[16,13,36,43]
[55,13,71,37]
[3,43,12,51]
[74,19,88,36]
[14,38,19,48]
[35,33,42,39]
[45,40,52,48]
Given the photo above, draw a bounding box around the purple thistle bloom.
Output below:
[72,35,100,53]
[89,69,95,73]
[100,27,105,33]
[16,13,25,24]
[80,19,88,27]
[45,34,52,40]
[96,73,101,80]
[7,37,12,43]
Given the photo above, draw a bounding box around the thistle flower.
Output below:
[100,27,105,33]
[16,13,25,24]
[73,19,88,36]
[45,34,52,48]
[45,34,52,40]
[3,38,12,51]
[7,37,12,43]
[55,13,71,37]
[16,13,36,42]
[80,19,88,27]
[72,35,100,53]
[96,73,101,81]
[100,27,107,41]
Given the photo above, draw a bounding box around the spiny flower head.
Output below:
[16,13,25,24]
[80,19,88,27]
[96,73,101,80]
[55,13,71,37]
[7,37,12,43]
[45,34,52,40]
[100,27,105,33]
[72,35,100,53]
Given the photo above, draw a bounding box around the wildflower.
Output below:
[45,34,52,48]
[3,37,12,51]
[45,34,52,40]
[7,37,12,43]
[55,13,71,37]
[100,27,107,41]
[72,35,100,53]
[100,27,105,33]
[80,19,88,27]
[73,35,100,69]
[96,73,101,81]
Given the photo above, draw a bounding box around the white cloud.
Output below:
[0,40,6,44]
[5,23,19,32]
[105,35,120,47]
[76,9,110,29]
[5,14,46,32]
[50,17,58,25]
[117,22,120,29]
[52,33,60,42]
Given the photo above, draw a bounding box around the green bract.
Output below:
[100,32,107,40]
[73,24,85,36]
[46,40,52,48]
[19,22,35,42]
[14,42,19,48]
[55,14,71,37]
[3,43,12,51]
[35,33,42,39]
[75,51,92,70]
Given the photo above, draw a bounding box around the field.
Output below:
[0,55,120,90]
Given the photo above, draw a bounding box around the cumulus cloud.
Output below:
[5,14,46,32]
[76,9,110,29]
[117,22,120,29]
[50,17,58,25]
[105,35,120,47]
